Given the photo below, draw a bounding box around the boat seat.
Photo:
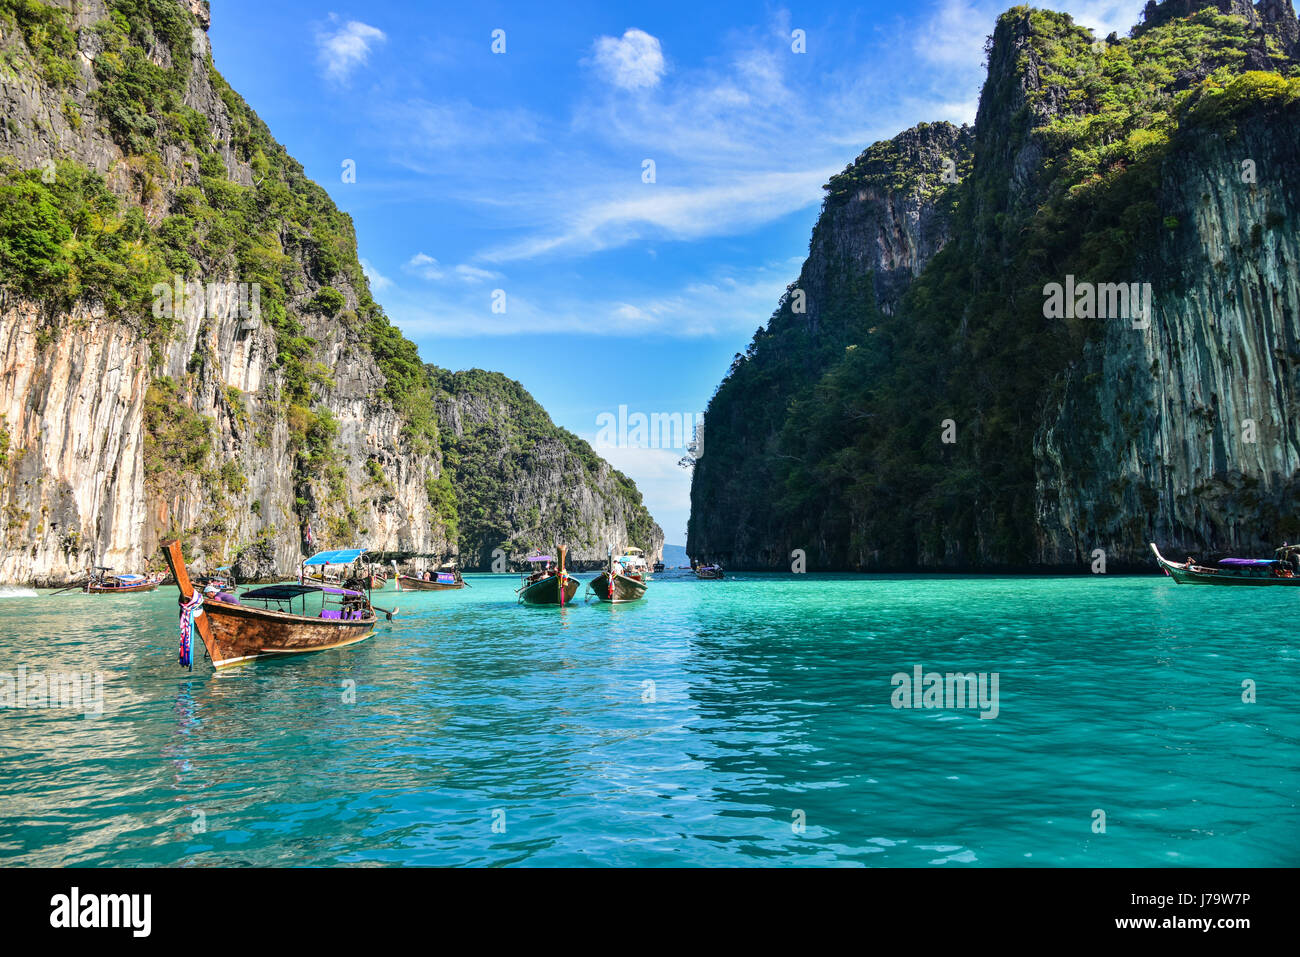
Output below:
[320,609,342,620]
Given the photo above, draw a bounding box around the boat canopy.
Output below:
[243,583,365,600]
[303,548,366,566]
[1218,558,1277,566]
[526,555,554,562]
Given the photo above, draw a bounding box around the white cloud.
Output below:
[359,258,392,292]
[454,264,504,283]
[591,29,666,91]
[481,168,837,264]
[316,18,386,82]
[383,258,798,339]
[403,253,444,280]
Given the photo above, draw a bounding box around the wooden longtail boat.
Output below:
[1150,542,1300,586]
[395,562,465,591]
[85,567,159,594]
[587,545,648,603]
[517,546,579,605]
[162,541,381,669]
[694,563,724,580]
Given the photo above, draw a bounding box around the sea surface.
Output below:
[0,572,1296,866]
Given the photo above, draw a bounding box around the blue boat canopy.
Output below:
[303,548,366,566]
[1218,558,1276,567]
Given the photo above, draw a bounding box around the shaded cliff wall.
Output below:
[687,122,973,566]
[1035,99,1300,561]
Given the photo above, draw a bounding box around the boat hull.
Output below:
[87,581,158,594]
[396,575,464,590]
[198,601,376,667]
[589,571,647,603]
[519,574,580,605]
[694,569,723,580]
[1150,543,1300,586]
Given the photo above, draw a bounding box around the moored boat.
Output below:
[587,546,648,603]
[617,546,651,579]
[395,562,465,591]
[693,563,724,580]
[85,567,159,594]
[517,546,579,605]
[163,541,386,669]
[1150,542,1300,586]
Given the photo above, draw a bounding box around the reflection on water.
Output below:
[0,571,1297,866]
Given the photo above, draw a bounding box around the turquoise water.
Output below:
[0,572,1296,866]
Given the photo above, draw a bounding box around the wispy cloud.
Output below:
[454,264,503,283]
[591,29,666,91]
[316,17,386,82]
[403,252,444,280]
[479,169,836,264]
[359,258,392,291]
[384,258,799,338]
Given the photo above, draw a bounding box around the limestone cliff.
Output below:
[689,0,1300,570]
[0,0,659,583]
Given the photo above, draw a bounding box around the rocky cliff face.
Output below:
[434,369,663,570]
[0,0,659,583]
[690,0,1300,570]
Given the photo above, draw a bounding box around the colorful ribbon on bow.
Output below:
[179,589,204,670]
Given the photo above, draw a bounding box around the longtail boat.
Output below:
[162,541,386,669]
[517,546,579,605]
[587,547,647,603]
[395,562,466,591]
[85,566,159,594]
[693,563,724,580]
[1150,542,1300,586]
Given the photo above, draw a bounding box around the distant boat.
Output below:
[1150,542,1300,586]
[162,542,387,669]
[84,566,158,594]
[694,563,724,580]
[517,546,579,605]
[588,546,648,603]
[396,562,465,591]
[617,546,651,579]
[652,561,665,573]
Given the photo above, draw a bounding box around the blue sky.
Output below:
[211,0,1144,544]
